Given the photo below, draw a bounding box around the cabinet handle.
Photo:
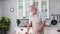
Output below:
[57,30,60,32]
[21,29,23,31]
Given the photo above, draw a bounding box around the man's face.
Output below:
[30,5,36,14]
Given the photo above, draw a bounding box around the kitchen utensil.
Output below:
[57,16,58,23]
[46,20,51,27]
[59,16,60,23]
[51,16,57,25]
[57,30,60,32]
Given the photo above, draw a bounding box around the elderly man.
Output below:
[25,4,46,34]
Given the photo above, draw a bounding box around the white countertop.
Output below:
[44,27,60,34]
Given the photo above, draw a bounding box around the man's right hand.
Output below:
[25,31,29,34]
[25,23,31,34]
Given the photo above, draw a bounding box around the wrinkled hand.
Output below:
[25,31,29,34]
[36,29,41,34]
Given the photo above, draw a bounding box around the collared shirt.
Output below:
[29,11,46,33]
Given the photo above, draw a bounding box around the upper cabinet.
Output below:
[17,0,33,19]
[41,0,49,18]
[17,0,49,19]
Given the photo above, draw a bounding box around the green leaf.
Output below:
[0,16,11,31]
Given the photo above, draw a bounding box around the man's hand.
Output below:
[36,29,41,34]
[25,22,32,34]
[25,31,29,34]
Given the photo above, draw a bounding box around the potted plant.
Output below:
[17,19,20,26]
[0,16,11,34]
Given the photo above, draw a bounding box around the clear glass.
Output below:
[25,0,30,18]
[17,0,35,19]
[41,1,47,17]
[18,0,23,18]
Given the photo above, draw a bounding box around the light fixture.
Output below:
[10,7,14,12]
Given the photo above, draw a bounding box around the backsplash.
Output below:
[19,19,29,27]
[19,18,51,27]
[18,14,60,27]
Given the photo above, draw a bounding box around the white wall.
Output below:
[2,0,17,34]
[0,1,2,17]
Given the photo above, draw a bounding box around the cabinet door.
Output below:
[17,0,34,19]
[17,0,23,19]
[44,27,50,34]
[44,27,60,34]
[49,28,57,34]
[25,0,31,19]
[20,27,27,34]
[41,0,49,18]
[19,27,33,34]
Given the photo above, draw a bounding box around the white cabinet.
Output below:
[19,27,33,34]
[37,0,49,18]
[17,0,49,19]
[14,27,33,34]
[17,0,34,19]
[44,27,60,34]
[20,27,28,34]
[41,0,49,18]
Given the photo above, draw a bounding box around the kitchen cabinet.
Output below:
[14,27,33,34]
[19,27,27,34]
[41,0,49,18]
[20,27,34,34]
[34,0,49,18]
[44,27,60,34]
[17,0,49,19]
[17,0,34,19]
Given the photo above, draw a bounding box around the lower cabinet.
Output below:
[19,27,27,34]
[44,27,60,34]
[14,27,33,34]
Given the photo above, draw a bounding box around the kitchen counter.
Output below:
[14,27,33,34]
[44,27,60,34]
